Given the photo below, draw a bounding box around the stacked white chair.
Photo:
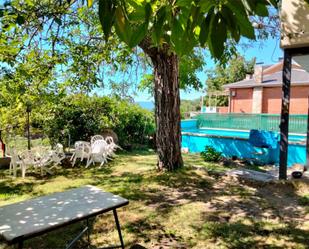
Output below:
[19,150,40,178]
[86,139,108,168]
[36,143,65,175]
[90,135,104,145]
[105,136,121,157]
[51,143,65,166]
[70,135,120,168]
[37,151,53,176]
[71,141,91,167]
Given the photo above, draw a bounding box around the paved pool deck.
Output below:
[226,168,309,182]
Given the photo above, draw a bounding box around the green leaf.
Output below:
[241,0,254,13]
[54,17,62,26]
[209,14,227,59]
[199,8,213,46]
[128,3,151,47]
[171,18,185,55]
[127,0,147,21]
[225,2,255,39]
[16,15,25,25]
[221,6,239,42]
[187,5,201,32]
[114,6,131,44]
[152,6,166,45]
[220,6,235,29]
[199,0,215,12]
[176,0,192,7]
[144,2,152,23]
[129,22,147,47]
[178,5,191,27]
[98,0,117,41]
[255,2,269,16]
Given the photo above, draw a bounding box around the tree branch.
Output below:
[138,36,157,60]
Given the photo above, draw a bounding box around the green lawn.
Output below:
[0,150,308,249]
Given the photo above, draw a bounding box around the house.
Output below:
[224,61,309,114]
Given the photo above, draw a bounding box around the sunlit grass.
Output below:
[0,150,308,249]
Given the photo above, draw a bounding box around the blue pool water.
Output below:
[183,128,306,142]
[181,120,307,166]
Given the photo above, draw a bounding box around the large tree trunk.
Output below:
[139,38,183,171]
[151,51,183,171]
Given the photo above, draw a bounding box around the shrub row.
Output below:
[44,94,155,148]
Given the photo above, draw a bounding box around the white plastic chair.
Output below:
[105,136,121,157]
[70,141,89,160]
[32,144,65,176]
[37,151,53,176]
[86,139,108,168]
[90,135,104,145]
[50,143,65,166]
[19,150,40,178]
[6,147,23,177]
[71,141,91,167]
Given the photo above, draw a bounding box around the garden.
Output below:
[1,0,309,248]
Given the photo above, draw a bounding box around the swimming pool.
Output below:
[181,120,307,166]
[183,128,306,142]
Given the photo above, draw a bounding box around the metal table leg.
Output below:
[65,226,88,249]
[113,209,124,249]
[87,218,91,245]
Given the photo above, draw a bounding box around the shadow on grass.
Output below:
[124,217,187,249]
[151,168,213,189]
[189,177,309,248]
[117,149,155,157]
[0,181,36,200]
[148,168,213,203]
[124,218,164,245]
[198,220,309,249]
[90,172,149,201]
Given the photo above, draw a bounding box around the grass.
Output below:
[0,150,308,249]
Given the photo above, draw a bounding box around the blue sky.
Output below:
[135,36,283,102]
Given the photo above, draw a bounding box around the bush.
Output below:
[44,94,155,148]
[200,146,222,162]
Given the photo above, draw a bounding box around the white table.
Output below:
[0,185,129,248]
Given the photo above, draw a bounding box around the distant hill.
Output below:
[137,101,155,111]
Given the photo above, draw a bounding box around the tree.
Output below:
[139,51,205,95]
[0,0,135,94]
[0,0,136,136]
[0,49,58,135]
[91,0,277,171]
[206,55,255,106]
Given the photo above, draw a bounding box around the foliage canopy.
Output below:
[206,55,256,92]
[92,0,278,59]
[205,55,255,106]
